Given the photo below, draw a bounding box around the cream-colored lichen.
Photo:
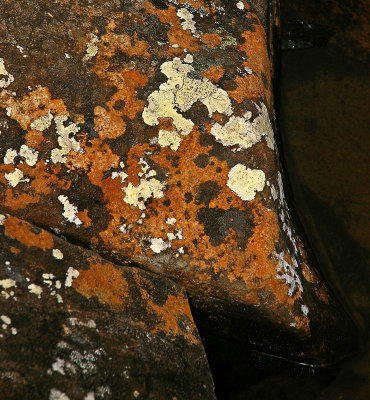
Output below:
[83,33,100,61]
[4,168,24,187]
[52,249,64,260]
[124,178,165,210]
[150,237,169,254]
[142,57,232,150]
[19,144,38,166]
[227,164,265,201]
[65,267,79,287]
[30,110,53,131]
[3,148,17,164]
[28,283,43,298]
[177,8,196,34]
[211,103,275,150]
[58,195,82,226]
[51,115,80,164]
[0,58,14,89]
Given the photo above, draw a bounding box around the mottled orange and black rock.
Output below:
[0,213,216,400]
[0,0,355,369]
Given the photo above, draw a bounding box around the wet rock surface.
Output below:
[0,213,215,400]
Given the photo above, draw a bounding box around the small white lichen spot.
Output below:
[58,195,83,226]
[52,249,64,260]
[28,284,43,298]
[49,388,70,400]
[133,390,140,398]
[177,8,196,34]
[84,392,95,400]
[30,110,53,131]
[0,315,11,325]
[19,145,39,166]
[301,304,309,316]
[270,185,277,200]
[150,238,168,254]
[65,267,79,287]
[4,148,17,164]
[51,115,80,164]
[0,279,16,289]
[4,168,24,187]
[0,214,5,225]
[83,33,100,61]
[0,58,14,89]
[42,273,55,280]
[227,164,265,201]
[166,217,176,225]
[184,53,193,64]
[236,1,245,10]
[11,327,17,335]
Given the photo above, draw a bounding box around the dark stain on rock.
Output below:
[184,192,193,203]
[193,154,210,168]
[195,181,222,207]
[197,207,254,248]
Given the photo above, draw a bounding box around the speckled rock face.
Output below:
[0,0,355,366]
[0,213,216,400]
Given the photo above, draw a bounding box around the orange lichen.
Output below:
[201,33,222,48]
[202,65,225,83]
[10,246,20,254]
[76,209,92,227]
[149,293,198,344]
[73,260,128,309]
[3,216,54,250]
[229,19,273,107]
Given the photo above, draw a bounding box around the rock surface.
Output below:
[0,1,356,392]
[0,213,216,400]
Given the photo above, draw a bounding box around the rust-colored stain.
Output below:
[73,260,129,309]
[3,216,54,250]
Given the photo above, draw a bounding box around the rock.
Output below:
[0,0,355,367]
[0,213,216,400]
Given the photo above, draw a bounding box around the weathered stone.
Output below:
[0,0,355,367]
[0,213,215,399]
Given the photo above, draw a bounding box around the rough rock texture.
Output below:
[0,0,355,377]
[0,213,216,400]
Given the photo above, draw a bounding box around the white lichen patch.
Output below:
[0,214,5,225]
[4,148,17,164]
[19,144,39,166]
[142,57,232,150]
[166,217,176,225]
[177,8,196,34]
[51,115,80,164]
[124,178,165,210]
[65,267,79,287]
[0,279,16,289]
[0,58,14,89]
[111,170,128,183]
[28,283,43,298]
[83,33,100,61]
[52,248,64,259]
[276,252,303,297]
[227,164,265,201]
[1,315,11,325]
[58,195,82,226]
[4,168,24,187]
[150,237,169,254]
[236,1,245,10]
[49,388,70,400]
[301,304,309,316]
[30,110,53,131]
[211,103,275,150]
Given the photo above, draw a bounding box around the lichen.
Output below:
[227,164,265,201]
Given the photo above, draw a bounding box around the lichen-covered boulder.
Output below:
[0,213,216,400]
[0,0,355,366]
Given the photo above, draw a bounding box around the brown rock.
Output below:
[0,213,215,400]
